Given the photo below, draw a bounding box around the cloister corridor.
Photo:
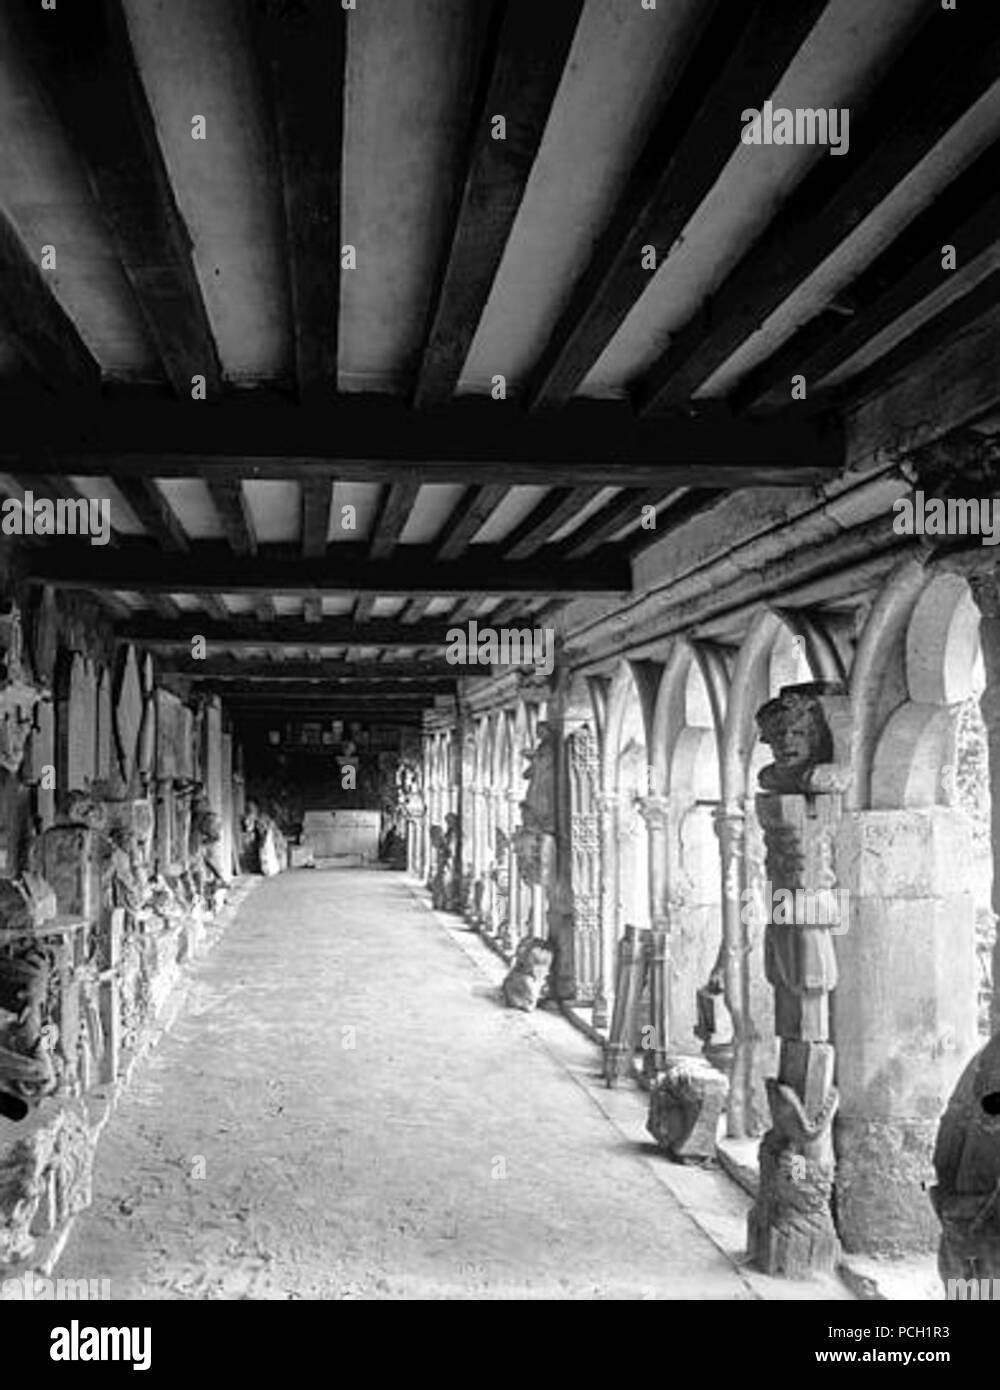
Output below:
[53,868,846,1302]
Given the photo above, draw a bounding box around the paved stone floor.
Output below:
[57,869,768,1300]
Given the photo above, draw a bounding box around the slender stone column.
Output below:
[638,795,671,1071]
[594,790,621,1031]
[564,723,600,1002]
[712,802,748,1137]
[968,571,1000,1037]
[503,789,519,953]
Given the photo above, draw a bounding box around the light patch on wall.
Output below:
[399,484,466,544]
[470,486,549,544]
[242,481,300,543]
[153,478,225,539]
[330,482,380,541]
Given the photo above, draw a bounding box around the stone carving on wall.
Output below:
[0,944,59,1119]
[0,603,43,777]
[931,1031,1000,1286]
[514,722,557,888]
[568,724,600,1002]
[429,812,460,911]
[395,760,425,823]
[756,682,852,795]
[746,683,848,1278]
[113,646,142,785]
[0,1103,94,1265]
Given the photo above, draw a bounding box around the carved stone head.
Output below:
[756,685,840,793]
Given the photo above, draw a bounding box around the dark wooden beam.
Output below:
[200,594,229,622]
[400,596,434,624]
[369,482,420,561]
[836,264,1000,413]
[731,138,1000,413]
[3,396,842,487]
[448,593,489,624]
[413,0,584,408]
[353,593,377,624]
[626,487,726,556]
[148,594,181,621]
[207,478,256,556]
[164,657,453,680]
[526,0,828,411]
[436,485,507,560]
[228,704,425,722]
[29,544,629,596]
[303,595,322,624]
[0,212,99,393]
[248,0,346,399]
[634,6,1000,414]
[301,476,331,558]
[201,681,451,701]
[255,596,278,623]
[558,488,676,559]
[502,486,600,560]
[114,479,189,552]
[9,0,222,396]
[117,618,456,649]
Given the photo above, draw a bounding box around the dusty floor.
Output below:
[57,868,765,1300]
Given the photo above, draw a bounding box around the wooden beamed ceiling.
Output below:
[0,0,996,720]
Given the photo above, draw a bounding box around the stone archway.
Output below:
[650,640,726,1055]
[835,567,982,1256]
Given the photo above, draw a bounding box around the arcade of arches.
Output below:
[418,533,998,1273]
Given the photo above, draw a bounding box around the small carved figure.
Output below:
[501,936,554,1012]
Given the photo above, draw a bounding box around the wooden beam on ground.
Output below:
[502,486,600,559]
[634,6,1000,414]
[207,478,256,556]
[117,618,455,650]
[9,0,222,396]
[412,0,584,408]
[26,545,629,597]
[369,481,420,561]
[2,396,842,488]
[731,138,1000,413]
[301,476,331,558]
[0,211,99,393]
[526,0,828,410]
[248,0,346,399]
[114,479,189,552]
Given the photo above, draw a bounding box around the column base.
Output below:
[836,1114,939,1256]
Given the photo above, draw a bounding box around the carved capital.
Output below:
[636,795,672,832]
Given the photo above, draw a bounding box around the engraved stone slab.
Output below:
[114,646,142,784]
